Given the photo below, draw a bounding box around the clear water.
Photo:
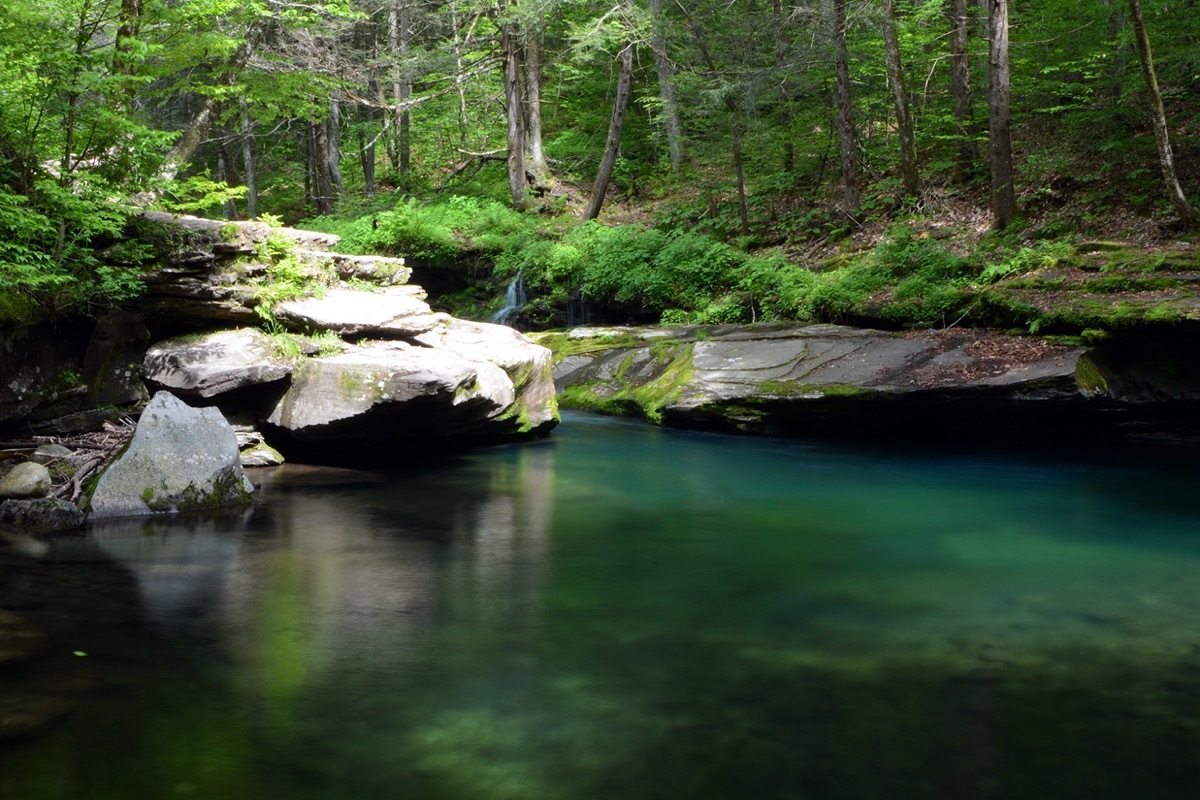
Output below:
[4,412,1200,799]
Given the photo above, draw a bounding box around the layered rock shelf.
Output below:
[543,324,1200,445]
[1,211,560,464]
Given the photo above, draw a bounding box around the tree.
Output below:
[647,0,684,173]
[583,0,636,220]
[881,0,918,197]
[987,0,1015,229]
[947,0,974,185]
[833,0,860,212]
[1127,0,1197,224]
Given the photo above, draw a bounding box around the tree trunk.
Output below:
[241,101,257,218]
[157,32,259,182]
[1128,0,1197,223]
[948,0,974,185]
[522,19,555,194]
[882,0,918,197]
[833,0,860,211]
[217,119,241,219]
[773,0,794,175]
[327,100,345,198]
[584,31,635,221]
[387,3,411,176]
[674,0,749,232]
[988,0,1016,229]
[309,119,335,216]
[501,18,529,210]
[649,0,685,173]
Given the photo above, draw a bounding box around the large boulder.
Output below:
[264,340,516,442]
[87,391,254,519]
[144,328,291,398]
[414,317,558,435]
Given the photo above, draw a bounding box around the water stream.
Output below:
[3,412,1200,798]
[489,271,527,326]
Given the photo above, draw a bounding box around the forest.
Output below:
[2,0,1198,330]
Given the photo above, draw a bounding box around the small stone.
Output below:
[240,442,285,468]
[0,462,53,499]
[30,444,73,466]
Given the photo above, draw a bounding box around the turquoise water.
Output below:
[3,412,1200,799]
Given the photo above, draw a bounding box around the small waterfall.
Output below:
[490,270,527,326]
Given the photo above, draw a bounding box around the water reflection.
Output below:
[4,415,1200,799]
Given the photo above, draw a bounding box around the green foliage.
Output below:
[159,176,248,215]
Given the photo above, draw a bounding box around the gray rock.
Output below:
[30,444,73,465]
[240,442,285,467]
[414,318,559,434]
[88,391,254,519]
[550,324,1095,437]
[0,497,85,533]
[0,462,52,499]
[0,610,51,666]
[274,286,441,337]
[265,341,512,441]
[144,328,291,398]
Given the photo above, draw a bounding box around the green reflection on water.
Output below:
[4,413,1200,799]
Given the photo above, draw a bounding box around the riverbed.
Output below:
[3,412,1200,798]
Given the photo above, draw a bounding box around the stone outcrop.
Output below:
[545,323,1197,444]
[144,328,291,397]
[131,214,558,454]
[87,392,254,519]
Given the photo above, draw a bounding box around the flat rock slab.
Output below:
[144,328,291,398]
[275,287,440,337]
[550,323,1096,438]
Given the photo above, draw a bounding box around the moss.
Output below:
[559,344,695,425]
[1075,354,1110,396]
[139,469,250,514]
[219,223,240,243]
[759,381,867,398]
[531,331,676,364]
[336,369,366,396]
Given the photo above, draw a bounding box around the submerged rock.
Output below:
[0,497,85,534]
[0,694,74,742]
[0,609,51,666]
[88,391,254,519]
